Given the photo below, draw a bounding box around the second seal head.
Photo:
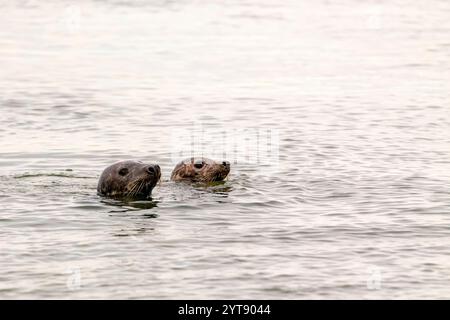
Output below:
[171,157,230,183]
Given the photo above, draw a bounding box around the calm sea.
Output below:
[1,0,450,299]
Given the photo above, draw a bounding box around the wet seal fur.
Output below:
[171,157,230,183]
[97,160,161,199]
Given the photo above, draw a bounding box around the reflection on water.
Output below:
[101,198,159,212]
[1,0,450,299]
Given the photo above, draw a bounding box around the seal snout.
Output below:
[221,161,231,180]
[146,164,161,178]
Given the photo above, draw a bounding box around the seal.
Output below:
[97,160,161,199]
[171,157,230,183]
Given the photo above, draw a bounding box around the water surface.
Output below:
[1,0,450,299]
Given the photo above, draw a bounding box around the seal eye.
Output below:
[194,162,204,169]
[119,168,129,176]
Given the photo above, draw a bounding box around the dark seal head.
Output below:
[171,157,230,183]
[97,160,161,199]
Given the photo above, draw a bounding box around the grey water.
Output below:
[1,0,450,299]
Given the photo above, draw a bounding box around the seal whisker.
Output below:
[126,177,145,197]
[134,178,149,198]
[134,179,145,197]
[128,179,143,197]
[125,179,139,196]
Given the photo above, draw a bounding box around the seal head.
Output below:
[171,157,230,183]
[97,160,161,199]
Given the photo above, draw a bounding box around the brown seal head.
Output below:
[97,160,161,199]
[171,157,230,183]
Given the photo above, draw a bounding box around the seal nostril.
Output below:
[222,161,230,167]
[147,166,155,174]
